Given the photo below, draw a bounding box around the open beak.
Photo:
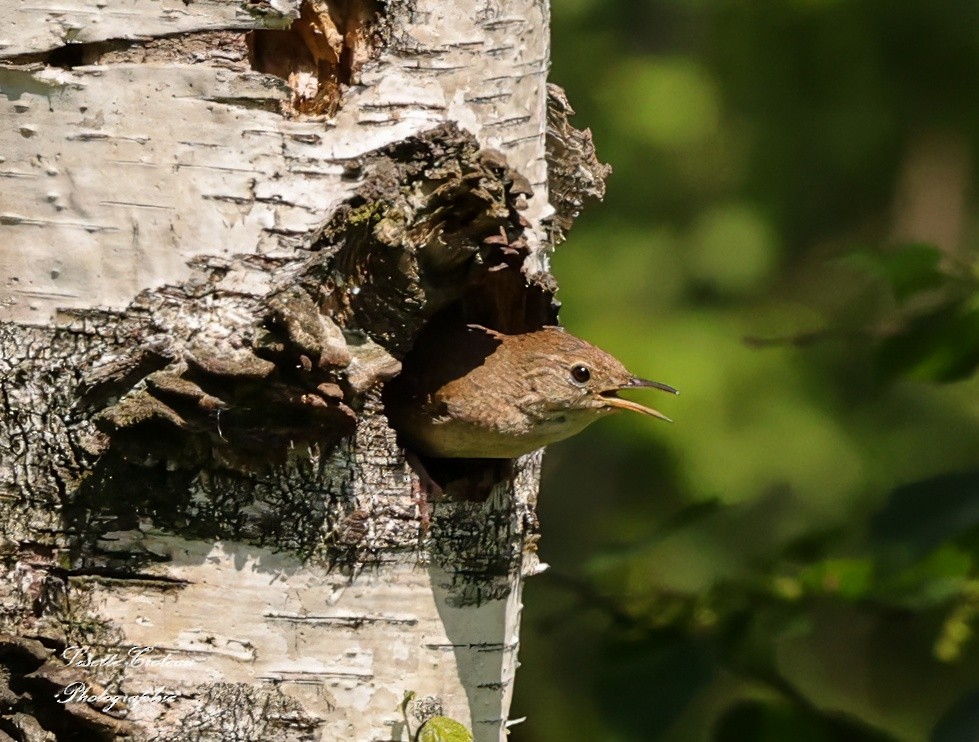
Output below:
[600,377,679,423]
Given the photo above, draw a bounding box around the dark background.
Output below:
[511,2,979,740]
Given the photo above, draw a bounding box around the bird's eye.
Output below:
[570,364,591,383]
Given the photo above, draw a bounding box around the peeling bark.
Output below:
[0,1,606,740]
[544,83,611,245]
[250,0,386,116]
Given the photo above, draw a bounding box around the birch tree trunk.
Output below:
[0,2,606,740]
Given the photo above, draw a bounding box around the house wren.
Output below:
[384,324,678,459]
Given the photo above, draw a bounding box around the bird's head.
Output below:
[500,327,678,429]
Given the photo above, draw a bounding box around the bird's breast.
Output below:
[399,403,601,458]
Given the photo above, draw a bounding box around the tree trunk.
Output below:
[0,2,606,740]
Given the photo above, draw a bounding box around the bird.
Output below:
[384,323,678,459]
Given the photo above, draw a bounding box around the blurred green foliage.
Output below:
[510,2,979,740]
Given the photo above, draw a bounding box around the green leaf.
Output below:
[799,558,874,599]
[876,305,979,383]
[876,545,973,609]
[932,691,979,742]
[714,699,899,742]
[417,716,473,742]
[846,243,946,304]
[872,470,979,557]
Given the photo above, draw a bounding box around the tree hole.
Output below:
[248,0,385,116]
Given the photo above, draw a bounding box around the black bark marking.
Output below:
[161,683,323,742]
[4,31,257,72]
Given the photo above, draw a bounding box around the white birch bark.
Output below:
[0,1,606,740]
